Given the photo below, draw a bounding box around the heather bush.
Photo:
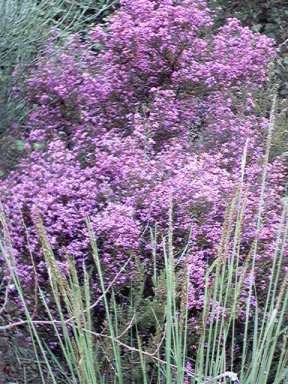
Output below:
[210,0,288,159]
[1,0,287,311]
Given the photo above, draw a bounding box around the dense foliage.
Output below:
[1,0,287,312]
[211,0,288,42]
[0,0,117,175]
[210,0,288,105]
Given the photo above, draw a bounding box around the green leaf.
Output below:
[15,139,25,151]
[252,24,262,32]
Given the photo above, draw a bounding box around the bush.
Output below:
[1,0,286,312]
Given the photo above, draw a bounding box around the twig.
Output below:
[0,280,10,315]
[116,312,136,340]
[205,371,239,383]
[85,328,196,377]
[65,254,133,324]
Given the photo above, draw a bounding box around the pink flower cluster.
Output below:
[1,0,286,309]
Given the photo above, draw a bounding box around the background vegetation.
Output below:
[0,0,287,383]
[0,0,117,175]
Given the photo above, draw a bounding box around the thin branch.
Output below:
[116,312,136,340]
[66,254,133,324]
[0,283,10,315]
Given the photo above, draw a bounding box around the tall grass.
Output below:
[0,193,287,383]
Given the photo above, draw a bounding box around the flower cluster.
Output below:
[1,0,286,309]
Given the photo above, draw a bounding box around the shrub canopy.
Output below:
[1,0,286,310]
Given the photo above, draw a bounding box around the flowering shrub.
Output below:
[1,0,286,309]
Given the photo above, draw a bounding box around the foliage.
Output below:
[209,0,288,80]
[210,0,288,43]
[209,0,288,152]
[0,0,117,174]
[1,0,287,313]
